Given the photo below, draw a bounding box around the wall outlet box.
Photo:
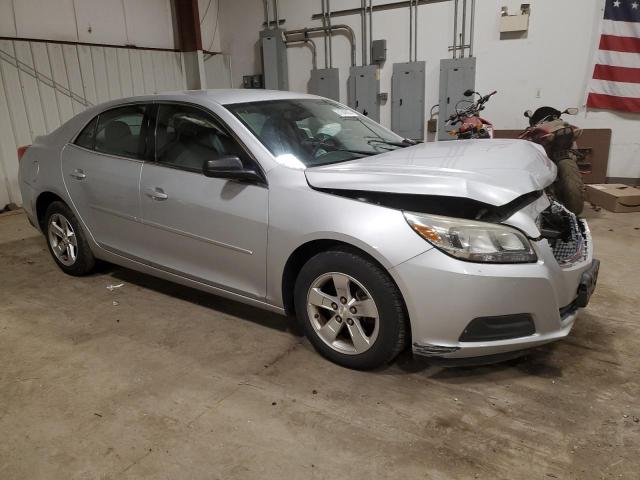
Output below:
[500,4,531,33]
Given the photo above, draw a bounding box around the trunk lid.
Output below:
[305,139,556,206]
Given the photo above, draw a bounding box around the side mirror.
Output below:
[564,107,579,115]
[463,89,475,97]
[524,110,532,118]
[203,156,261,182]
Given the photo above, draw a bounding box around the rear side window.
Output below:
[75,117,98,149]
[94,105,147,159]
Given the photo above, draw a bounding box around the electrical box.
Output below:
[309,68,340,101]
[500,4,531,33]
[437,57,476,141]
[260,28,289,91]
[391,61,426,140]
[371,39,387,65]
[347,65,380,122]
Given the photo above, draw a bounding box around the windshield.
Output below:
[225,99,410,168]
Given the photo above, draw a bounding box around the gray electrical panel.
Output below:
[437,57,476,140]
[309,68,340,101]
[260,28,288,91]
[371,39,387,64]
[391,61,426,140]
[347,65,380,122]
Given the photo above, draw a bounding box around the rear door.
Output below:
[62,103,150,258]
[138,102,268,298]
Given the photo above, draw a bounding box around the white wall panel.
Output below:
[2,0,175,50]
[47,44,75,122]
[62,44,88,115]
[0,40,186,207]
[117,49,134,98]
[76,44,98,106]
[31,42,62,132]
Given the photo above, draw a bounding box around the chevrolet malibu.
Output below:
[18,90,599,370]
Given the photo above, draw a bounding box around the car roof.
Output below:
[138,89,323,106]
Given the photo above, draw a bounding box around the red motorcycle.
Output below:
[445,90,497,139]
[519,107,587,215]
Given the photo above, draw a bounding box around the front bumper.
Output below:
[391,227,596,360]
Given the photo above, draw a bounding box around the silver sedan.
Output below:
[18,90,599,370]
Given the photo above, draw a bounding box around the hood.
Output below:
[305,139,556,206]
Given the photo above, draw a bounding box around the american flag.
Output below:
[587,0,640,112]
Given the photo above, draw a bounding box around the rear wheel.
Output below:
[555,156,585,215]
[45,201,95,276]
[294,248,408,370]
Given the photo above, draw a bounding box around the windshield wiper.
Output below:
[366,138,417,148]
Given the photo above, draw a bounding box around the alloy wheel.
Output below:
[47,213,78,266]
[306,272,380,355]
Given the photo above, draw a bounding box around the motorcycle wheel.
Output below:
[555,155,585,215]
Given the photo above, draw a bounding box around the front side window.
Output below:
[226,99,410,168]
[155,104,247,172]
[94,105,147,159]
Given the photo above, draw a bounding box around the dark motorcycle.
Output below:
[519,107,588,215]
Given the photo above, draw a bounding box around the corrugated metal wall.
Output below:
[0,39,187,207]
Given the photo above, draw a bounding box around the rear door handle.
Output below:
[146,187,168,201]
[69,169,86,180]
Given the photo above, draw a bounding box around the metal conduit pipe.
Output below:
[452,0,458,59]
[321,0,328,68]
[263,0,270,27]
[461,0,467,58]
[284,25,356,66]
[409,0,413,62]
[469,0,475,57]
[413,0,419,62]
[274,0,279,26]
[368,0,373,64]
[285,39,318,70]
[360,0,367,65]
[327,0,333,68]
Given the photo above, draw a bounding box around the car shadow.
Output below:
[102,263,303,337]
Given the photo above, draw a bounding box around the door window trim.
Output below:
[149,100,268,186]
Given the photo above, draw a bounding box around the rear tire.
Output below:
[555,156,585,215]
[44,201,95,276]
[294,247,408,370]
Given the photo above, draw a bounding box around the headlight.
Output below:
[403,212,537,263]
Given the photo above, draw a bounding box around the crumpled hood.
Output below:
[305,139,556,206]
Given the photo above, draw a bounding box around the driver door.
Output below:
[138,102,268,298]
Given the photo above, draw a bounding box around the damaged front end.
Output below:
[538,201,591,267]
[312,187,544,223]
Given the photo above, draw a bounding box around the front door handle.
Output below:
[69,169,86,180]
[146,187,168,201]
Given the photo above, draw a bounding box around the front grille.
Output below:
[538,201,590,267]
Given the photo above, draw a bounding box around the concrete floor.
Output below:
[0,208,639,479]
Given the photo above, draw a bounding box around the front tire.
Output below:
[44,201,95,276]
[555,156,585,215]
[294,248,408,370]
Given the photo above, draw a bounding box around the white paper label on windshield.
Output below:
[332,108,358,118]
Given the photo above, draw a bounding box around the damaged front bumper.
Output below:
[390,204,598,362]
